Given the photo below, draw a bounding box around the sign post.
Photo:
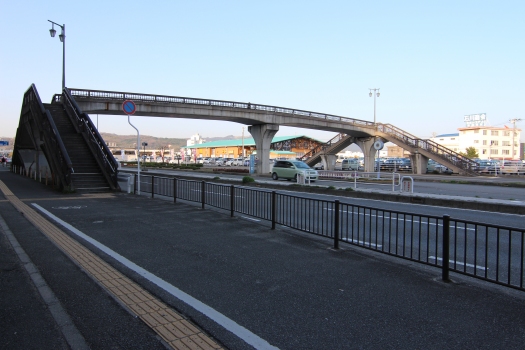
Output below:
[123,100,140,194]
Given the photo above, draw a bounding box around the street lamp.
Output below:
[369,88,381,175]
[510,119,522,160]
[142,142,148,163]
[48,20,66,91]
[369,88,380,124]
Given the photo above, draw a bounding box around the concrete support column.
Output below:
[355,138,376,172]
[319,154,337,171]
[248,124,279,175]
[409,152,429,175]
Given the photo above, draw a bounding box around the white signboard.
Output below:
[464,113,487,127]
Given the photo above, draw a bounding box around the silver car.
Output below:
[271,160,318,181]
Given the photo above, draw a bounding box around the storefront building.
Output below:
[183,135,323,159]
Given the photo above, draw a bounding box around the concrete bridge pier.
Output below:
[410,152,429,175]
[319,154,337,170]
[248,124,279,175]
[355,138,376,172]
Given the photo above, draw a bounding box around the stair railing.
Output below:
[377,123,478,173]
[60,88,119,189]
[299,133,347,161]
[16,84,73,188]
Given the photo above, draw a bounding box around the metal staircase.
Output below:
[13,84,73,190]
[12,84,120,192]
[299,133,354,166]
[376,123,479,175]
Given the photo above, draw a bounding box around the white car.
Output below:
[223,158,235,166]
[232,158,244,166]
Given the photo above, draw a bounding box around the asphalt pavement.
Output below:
[2,166,525,349]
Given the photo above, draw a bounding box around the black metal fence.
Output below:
[136,175,525,292]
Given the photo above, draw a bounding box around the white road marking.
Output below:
[52,205,86,209]
[428,256,487,271]
[32,203,279,350]
[324,208,479,231]
[341,238,383,248]
[241,216,261,222]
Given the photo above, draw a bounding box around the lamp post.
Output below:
[369,88,381,175]
[510,119,522,160]
[142,142,148,164]
[369,88,380,124]
[48,20,66,91]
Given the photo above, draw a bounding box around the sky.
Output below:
[1,0,524,143]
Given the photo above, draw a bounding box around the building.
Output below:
[431,133,460,153]
[386,145,410,158]
[183,135,324,159]
[458,126,522,160]
[431,126,522,161]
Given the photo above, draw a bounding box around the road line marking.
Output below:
[341,238,383,248]
[428,256,487,271]
[32,203,278,350]
[323,208,479,231]
[241,216,261,222]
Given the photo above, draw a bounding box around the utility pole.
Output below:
[242,127,245,158]
[510,118,522,160]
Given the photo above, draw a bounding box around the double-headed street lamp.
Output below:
[369,88,380,124]
[48,20,66,91]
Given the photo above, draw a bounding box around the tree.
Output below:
[461,147,479,159]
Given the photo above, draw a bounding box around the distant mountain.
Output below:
[100,133,187,149]
[204,135,243,141]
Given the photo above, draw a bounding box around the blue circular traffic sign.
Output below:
[122,100,136,115]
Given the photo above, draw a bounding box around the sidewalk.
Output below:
[1,168,525,349]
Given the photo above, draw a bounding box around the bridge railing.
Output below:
[68,88,375,128]
[299,133,347,162]
[136,174,525,292]
[377,123,478,174]
[15,84,73,189]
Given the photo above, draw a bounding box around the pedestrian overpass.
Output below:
[12,85,478,191]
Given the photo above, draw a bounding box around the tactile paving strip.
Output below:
[0,180,222,350]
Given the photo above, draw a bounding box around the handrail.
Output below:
[377,123,478,174]
[299,133,347,161]
[67,88,375,128]
[17,84,73,188]
[61,88,119,189]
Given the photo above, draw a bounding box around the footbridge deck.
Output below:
[53,88,476,175]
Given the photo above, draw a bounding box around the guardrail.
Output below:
[300,133,347,162]
[377,123,479,175]
[318,171,404,192]
[15,84,73,189]
[131,175,525,292]
[68,88,375,128]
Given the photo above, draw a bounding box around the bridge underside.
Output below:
[76,100,377,174]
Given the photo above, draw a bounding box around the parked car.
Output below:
[381,158,412,172]
[232,158,244,166]
[271,160,318,182]
[499,160,525,175]
[223,158,235,166]
[341,159,360,171]
[214,157,225,166]
[313,162,324,170]
[426,159,452,174]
